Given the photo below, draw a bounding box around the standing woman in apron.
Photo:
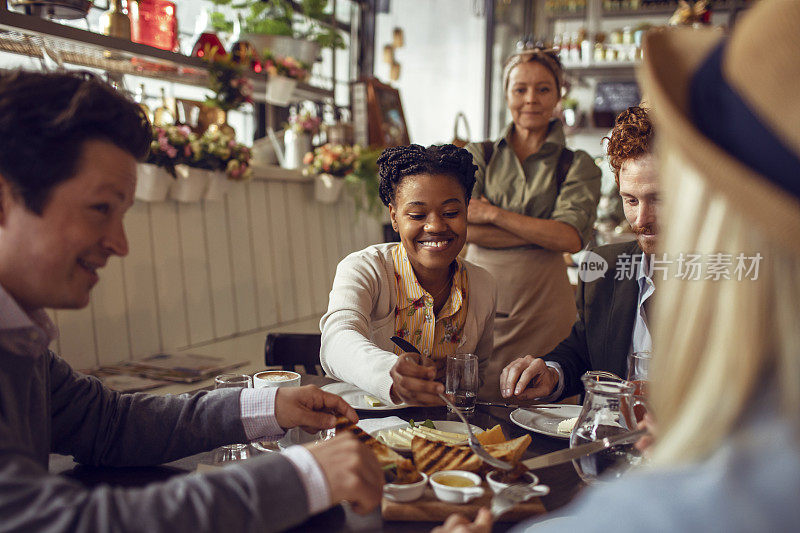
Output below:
[465,48,601,401]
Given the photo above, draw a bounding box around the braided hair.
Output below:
[376,144,477,206]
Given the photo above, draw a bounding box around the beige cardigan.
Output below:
[320,243,497,405]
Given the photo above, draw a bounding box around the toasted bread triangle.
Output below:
[334,417,421,483]
[410,434,531,475]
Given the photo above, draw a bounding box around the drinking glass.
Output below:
[626,351,651,421]
[445,353,478,415]
[212,373,253,463]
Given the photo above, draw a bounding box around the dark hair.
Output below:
[0,70,151,214]
[605,106,654,185]
[376,144,477,206]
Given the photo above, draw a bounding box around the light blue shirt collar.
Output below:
[631,252,654,357]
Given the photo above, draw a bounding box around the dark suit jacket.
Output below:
[543,240,642,400]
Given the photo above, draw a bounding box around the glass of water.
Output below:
[445,353,478,415]
[212,373,253,463]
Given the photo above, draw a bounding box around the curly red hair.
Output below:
[605,106,654,185]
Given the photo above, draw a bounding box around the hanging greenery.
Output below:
[209,0,345,49]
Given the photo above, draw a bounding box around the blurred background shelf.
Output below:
[0,8,334,104]
[563,61,638,77]
[249,162,312,182]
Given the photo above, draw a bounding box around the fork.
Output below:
[490,484,550,519]
[438,393,514,471]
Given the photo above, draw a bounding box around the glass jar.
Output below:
[569,371,644,484]
[129,0,179,52]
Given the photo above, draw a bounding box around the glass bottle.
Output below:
[135,83,153,123]
[569,371,645,485]
[99,0,131,40]
[153,87,175,127]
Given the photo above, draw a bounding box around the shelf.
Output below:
[545,10,587,20]
[249,162,312,183]
[549,0,749,21]
[599,7,675,17]
[0,8,334,104]
[563,60,638,77]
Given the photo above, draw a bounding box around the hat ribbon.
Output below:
[690,41,800,200]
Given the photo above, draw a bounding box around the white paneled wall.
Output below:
[52,178,383,369]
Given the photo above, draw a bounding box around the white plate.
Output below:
[509,404,583,439]
[320,382,409,411]
[372,420,484,452]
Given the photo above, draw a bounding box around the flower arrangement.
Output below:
[225,142,254,181]
[190,128,253,181]
[287,109,322,135]
[303,143,361,178]
[147,125,194,177]
[344,148,384,217]
[204,52,254,112]
[261,50,310,81]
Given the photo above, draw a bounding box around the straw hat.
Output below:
[639,0,800,253]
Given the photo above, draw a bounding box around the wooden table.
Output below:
[49,374,584,532]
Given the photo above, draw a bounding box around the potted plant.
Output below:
[137,125,193,202]
[262,50,311,106]
[302,143,360,203]
[187,128,253,201]
[344,148,384,218]
[210,0,345,64]
[203,51,254,121]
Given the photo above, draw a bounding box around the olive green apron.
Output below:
[465,244,576,402]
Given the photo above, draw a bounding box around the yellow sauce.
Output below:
[435,475,476,488]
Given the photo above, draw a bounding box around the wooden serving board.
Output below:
[382,483,546,522]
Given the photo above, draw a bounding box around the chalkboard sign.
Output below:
[593,81,641,128]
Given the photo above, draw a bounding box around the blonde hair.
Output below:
[502,49,564,97]
[649,149,800,465]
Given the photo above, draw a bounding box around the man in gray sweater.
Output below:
[0,70,383,532]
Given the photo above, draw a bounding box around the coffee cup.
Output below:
[253,370,301,389]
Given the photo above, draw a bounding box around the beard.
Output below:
[632,224,658,254]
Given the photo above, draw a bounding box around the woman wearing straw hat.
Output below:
[464,49,601,401]
[436,0,800,531]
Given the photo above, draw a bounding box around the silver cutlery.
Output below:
[390,336,434,366]
[476,401,573,410]
[438,393,513,471]
[490,484,550,518]
[522,427,647,470]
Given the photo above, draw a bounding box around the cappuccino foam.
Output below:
[257,371,296,382]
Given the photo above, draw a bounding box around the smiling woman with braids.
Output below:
[320,144,496,406]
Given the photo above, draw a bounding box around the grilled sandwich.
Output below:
[334,417,421,484]
[411,434,532,475]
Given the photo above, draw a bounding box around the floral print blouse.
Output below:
[390,244,469,361]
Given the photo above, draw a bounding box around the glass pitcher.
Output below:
[569,371,644,485]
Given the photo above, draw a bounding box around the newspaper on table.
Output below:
[84,353,249,390]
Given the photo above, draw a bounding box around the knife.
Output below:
[389,336,436,368]
[476,401,575,410]
[522,428,647,470]
[476,400,521,409]
[390,336,421,355]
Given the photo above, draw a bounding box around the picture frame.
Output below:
[352,78,410,147]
